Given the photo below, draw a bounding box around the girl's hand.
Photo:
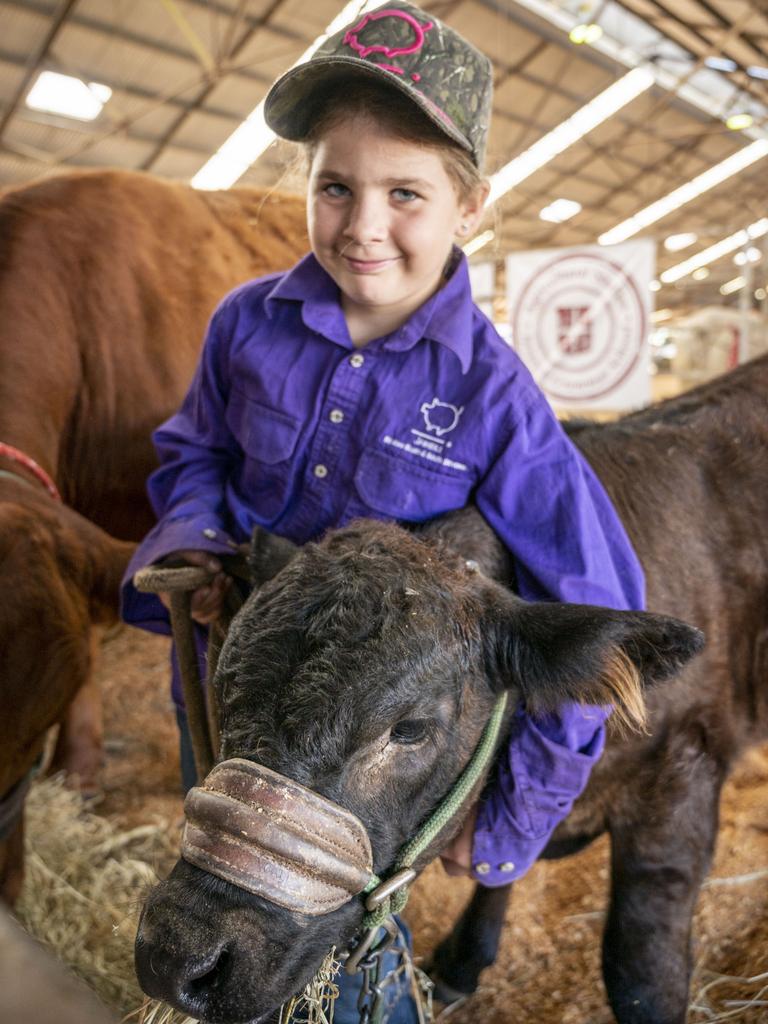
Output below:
[157,549,232,625]
[440,805,477,877]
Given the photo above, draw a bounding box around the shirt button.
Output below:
[474,862,491,876]
[313,464,328,479]
[499,861,515,873]
[329,409,344,424]
[349,353,365,368]
[202,528,217,539]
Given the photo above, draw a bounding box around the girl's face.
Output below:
[307,115,486,339]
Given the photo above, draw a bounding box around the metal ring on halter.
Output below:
[364,868,417,912]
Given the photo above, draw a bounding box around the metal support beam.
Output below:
[140,0,288,172]
[0,0,295,85]
[0,46,255,125]
[0,0,77,142]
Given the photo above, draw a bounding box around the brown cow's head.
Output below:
[0,493,134,904]
[136,519,703,1024]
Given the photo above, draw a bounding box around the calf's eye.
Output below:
[390,719,429,745]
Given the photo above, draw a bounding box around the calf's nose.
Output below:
[135,930,231,1014]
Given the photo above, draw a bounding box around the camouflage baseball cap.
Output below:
[263,2,493,167]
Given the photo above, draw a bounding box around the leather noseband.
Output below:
[181,758,374,916]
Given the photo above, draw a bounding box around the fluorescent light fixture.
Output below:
[463,229,495,257]
[487,67,654,206]
[539,198,582,222]
[726,113,753,131]
[651,308,673,323]
[747,65,768,80]
[192,0,379,190]
[599,139,768,246]
[661,217,768,283]
[720,276,745,295]
[692,266,710,280]
[734,246,761,265]
[663,232,697,252]
[569,23,603,45]
[705,56,737,73]
[26,71,111,121]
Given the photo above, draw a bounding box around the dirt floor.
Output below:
[90,622,768,1024]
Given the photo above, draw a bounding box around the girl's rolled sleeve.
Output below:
[471,703,608,885]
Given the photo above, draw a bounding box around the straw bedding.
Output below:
[14,625,768,1024]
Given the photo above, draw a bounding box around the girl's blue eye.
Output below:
[392,188,418,202]
[323,183,350,198]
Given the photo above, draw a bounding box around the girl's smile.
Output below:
[341,253,401,273]
[307,115,486,345]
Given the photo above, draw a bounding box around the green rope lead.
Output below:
[362,690,509,929]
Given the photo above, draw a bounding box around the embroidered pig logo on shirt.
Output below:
[420,397,464,436]
[382,397,468,472]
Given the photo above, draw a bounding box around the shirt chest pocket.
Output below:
[225,391,301,522]
[354,447,473,522]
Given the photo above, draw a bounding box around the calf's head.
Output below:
[136,520,703,1023]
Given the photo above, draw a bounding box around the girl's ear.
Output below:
[457,179,491,238]
[482,588,705,732]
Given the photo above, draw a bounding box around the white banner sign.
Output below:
[506,240,655,410]
[468,261,495,320]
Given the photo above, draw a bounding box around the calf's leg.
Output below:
[428,882,512,1001]
[50,668,104,797]
[603,739,724,1024]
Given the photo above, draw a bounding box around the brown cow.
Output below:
[0,168,307,902]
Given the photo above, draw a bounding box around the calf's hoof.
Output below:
[427,972,472,1008]
[49,748,105,799]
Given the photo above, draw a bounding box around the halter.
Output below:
[180,691,509,929]
[0,442,62,502]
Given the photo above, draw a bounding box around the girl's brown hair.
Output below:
[302,78,486,201]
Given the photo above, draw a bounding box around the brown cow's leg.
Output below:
[50,651,104,797]
[0,816,24,907]
[602,741,724,1024]
[428,882,512,1002]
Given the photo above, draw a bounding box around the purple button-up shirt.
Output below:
[122,250,644,886]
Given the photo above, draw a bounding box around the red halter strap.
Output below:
[0,442,62,502]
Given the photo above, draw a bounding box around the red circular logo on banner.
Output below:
[511,251,647,402]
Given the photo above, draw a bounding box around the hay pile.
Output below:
[15,775,179,1017]
[407,745,768,1024]
[15,774,344,1024]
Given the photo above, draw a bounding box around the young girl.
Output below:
[122,2,644,1018]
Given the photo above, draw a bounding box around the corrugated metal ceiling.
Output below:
[0,0,766,310]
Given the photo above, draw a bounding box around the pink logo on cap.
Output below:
[343,9,433,79]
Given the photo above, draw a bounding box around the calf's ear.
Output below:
[486,596,704,732]
[249,527,298,587]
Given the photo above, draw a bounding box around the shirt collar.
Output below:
[266,253,352,346]
[384,249,474,373]
[265,249,474,373]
